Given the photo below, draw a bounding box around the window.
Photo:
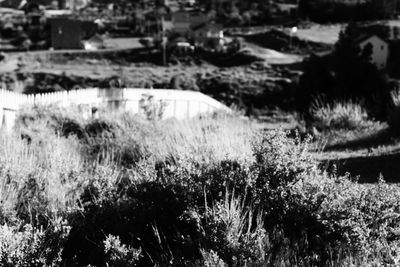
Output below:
[381,45,385,50]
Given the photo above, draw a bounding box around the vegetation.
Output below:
[0,105,398,266]
[310,100,375,131]
[299,0,399,22]
[297,22,394,121]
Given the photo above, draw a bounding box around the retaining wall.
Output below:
[0,88,231,131]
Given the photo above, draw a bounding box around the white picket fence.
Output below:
[0,88,231,131]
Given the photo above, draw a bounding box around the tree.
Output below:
[297,23,393,120]
[298,0,397,22]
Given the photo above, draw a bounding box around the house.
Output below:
[83,34,105,50]
[169,36,194,53]
[171,10,208,35]
[275,3,298,16]
[171,10,191,34]
[49,18,99,50]
[44,9,73,18]
[49,18,83,49]
[190,22,224,50]
[355,34,389,69]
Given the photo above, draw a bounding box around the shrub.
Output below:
[62,180,203,266]
[0,133,84,224]
[0,218,69,267]
[16,105,84,139]
[103,235,142,266]
[84,118,119,138]
[251,129,316,190]
[310,101,373,131]
[169,73,199,91]
[248,129,400,265]
[5,106,400,266]
[82,117,150,168]
[138,94,168,121]
[202,192,267,266]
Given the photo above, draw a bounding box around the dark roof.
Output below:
[191,22,222,32]
[354,33,387,45]
[86,34,104,43]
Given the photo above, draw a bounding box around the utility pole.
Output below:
[161,15,167,66]
[289,26,297,50]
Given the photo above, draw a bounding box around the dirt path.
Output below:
[241,40,304,65]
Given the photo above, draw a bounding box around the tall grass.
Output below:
[310,100,372,131]
[154,114,256,165]
[0,105,399,266]
[0,133,84,217]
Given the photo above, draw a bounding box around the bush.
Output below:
[63,180,203,266]
[296,23,393,121]
[82,117,151,168]
[310,101,373,131]
[16,105,84,139]
[5,107,400,266]
[0,218,69,267]
[201,192,267,266]
[248,129,400,265]
[103,235,142,266]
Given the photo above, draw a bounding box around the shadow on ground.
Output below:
[320,128,400,183]
[325,128,396,151]
[320,128,400,182]
[321,152,400,183]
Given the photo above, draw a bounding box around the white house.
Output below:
[356,34,389,69]
[83,34,105,50]
[190,22,224,50]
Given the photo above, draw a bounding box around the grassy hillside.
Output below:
[0,105,399,266]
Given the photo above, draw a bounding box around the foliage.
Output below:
[310,101,374,131]
[299,0,398,22]
[296,22,393,121]
[103,235,143,266]
[2,108,400,266]
[138,93,168,120]
[202,193,267,266]
[63,180,204,266]
[0,218,69,267]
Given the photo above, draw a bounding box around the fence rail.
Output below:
[0,88,231,130]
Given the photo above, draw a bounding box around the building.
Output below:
[83,34,105,50]
[48,18,98,50]
[190,22,224,50]
[49,18,83,49]
[171,10,191,34]
[356,34,389,69]
[171,10,208,35]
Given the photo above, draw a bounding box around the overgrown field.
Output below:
[0,106,400,266]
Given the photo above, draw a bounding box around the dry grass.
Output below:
[1,105,400,266]
[0,133,84,214]
[154,114,256,165]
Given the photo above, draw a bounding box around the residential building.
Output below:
[83,34,105,50]
[356,34,389,69]
[190,22,224,50]
[49,18,83,49]
[171,10,208,35]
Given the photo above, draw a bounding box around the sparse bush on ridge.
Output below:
[0,106,400,266]
[310,100,376,131]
